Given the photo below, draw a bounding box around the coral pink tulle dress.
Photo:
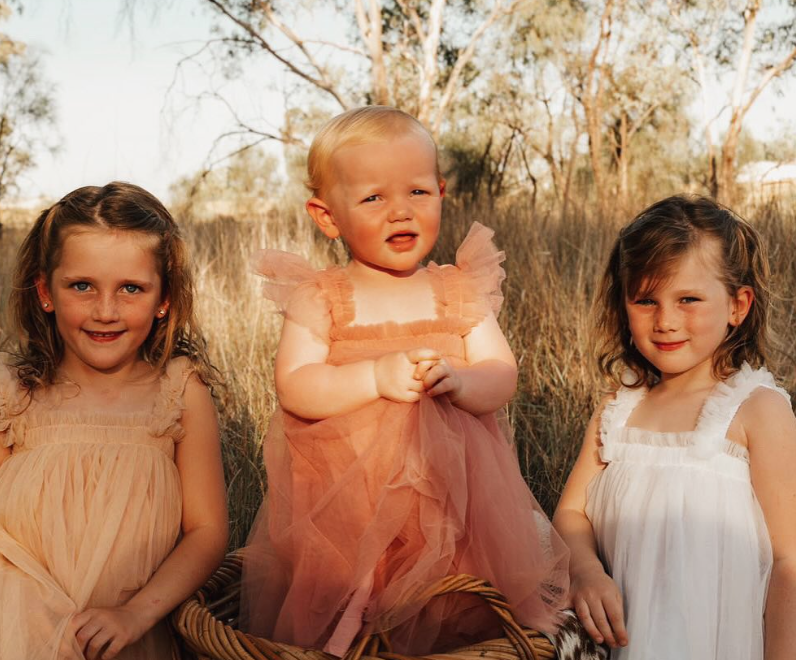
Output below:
[0,358,193,660]
[240,224,569,655]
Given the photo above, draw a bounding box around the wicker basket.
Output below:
[173,551,557,660]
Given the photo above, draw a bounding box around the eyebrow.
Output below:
[59,276,155,287]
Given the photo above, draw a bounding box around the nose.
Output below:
[653,303,679,332]
[93,293,120,323]
[388,199,413,222]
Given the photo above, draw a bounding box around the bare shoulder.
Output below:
[738,386,794,423]
[737,386,796,449]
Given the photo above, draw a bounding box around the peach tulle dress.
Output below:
[240,223,569,656]
[0,357,193,660]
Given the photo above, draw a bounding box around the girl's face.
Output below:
[36,228,169,378]
[624,239,752,383]
[307,132,444,275]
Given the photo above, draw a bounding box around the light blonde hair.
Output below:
[306,106,440,197]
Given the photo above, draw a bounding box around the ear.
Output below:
[35,274,54,313]
[156,298,170,320]
[306,197,341,240]
[438,179,446,198]
[729,286,754,327]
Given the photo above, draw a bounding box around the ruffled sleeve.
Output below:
[431,222,506,329]
[252,249,332,342]
[0,359,21,447]
[149,357,195,440]
[691,363,790,459]
[598,385,647,463]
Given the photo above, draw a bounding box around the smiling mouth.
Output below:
[84,330,125,342]
[653,340,687,351]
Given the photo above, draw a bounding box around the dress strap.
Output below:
[0,359,24,447]
[691,363,790,459]
[598,384,646,462]
[149,357,195,440]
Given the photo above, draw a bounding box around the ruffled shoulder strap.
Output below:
[252,249,332,342]
[429,222,506,328]
[149,357,195,440]
[598,384,647,462]
[0,358,24,447]
[691,363,790,459]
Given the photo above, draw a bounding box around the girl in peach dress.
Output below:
[0,182,228,660]
[240,107,569,655]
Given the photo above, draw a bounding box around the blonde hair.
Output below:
[595,194,771,388]
[9,181,219,392]
[306,106,440,197]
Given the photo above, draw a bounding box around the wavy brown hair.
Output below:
[9,181,219,392]
[595,194,771,388]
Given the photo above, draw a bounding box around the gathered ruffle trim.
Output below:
[598,386,646,462]
[690,363,789,459]
[600,363,790,462]
[149,357,194,440]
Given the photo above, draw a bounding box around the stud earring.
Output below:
[43,302,50,309]
[158,309,166,316]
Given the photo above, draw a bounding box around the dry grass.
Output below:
[1,198,795,548]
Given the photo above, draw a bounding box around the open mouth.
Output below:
[386,232,418,251]
[84,330,125,342]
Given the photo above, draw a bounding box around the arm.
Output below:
[73,374,229,659]
[276,316,439,420]
[552,397,628,649]
[742,388,796,660]
[418,311,516,415]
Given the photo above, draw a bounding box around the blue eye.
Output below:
[411,189,429,196]
[72,282,90,292]
[123,284,141,294]
[680,296,700,303]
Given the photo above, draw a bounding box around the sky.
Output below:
[4,0,795,205]
[5,0,285,203]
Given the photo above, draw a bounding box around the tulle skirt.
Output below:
[241,394,568,655]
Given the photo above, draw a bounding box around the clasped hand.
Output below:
[69,605,153,659]
[374,348,462,403]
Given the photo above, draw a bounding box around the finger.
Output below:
[574,599,604,645]
[76,621,103,650]
[404,390,422,403]
[102,638,126,660]
[87,631,113,660]
[413,359,438,380]
[406,348,440,364]
[427,377,454,397]
[588,600,618,648]
[605,592,628,646]
[421,365,449,389]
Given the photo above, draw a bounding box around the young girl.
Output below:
[240,106,569,655]
[0,182,228,660]
[554,196,796,659]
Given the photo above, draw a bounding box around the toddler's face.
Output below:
[624,239,751,382]
[36,228,168,378]
[315,132,444,275]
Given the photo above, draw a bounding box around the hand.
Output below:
[570,564,628,649]
[374,348,440,403]
[71,605,154,660]
[416,357,463,399]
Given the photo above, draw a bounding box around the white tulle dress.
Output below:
[585,364,789,660]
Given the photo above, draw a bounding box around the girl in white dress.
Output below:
[553,195,796,660]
